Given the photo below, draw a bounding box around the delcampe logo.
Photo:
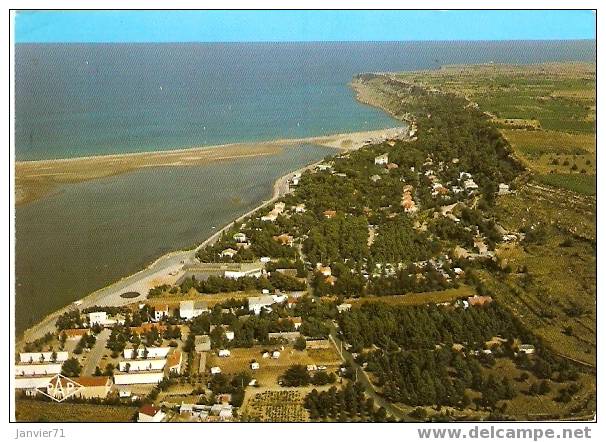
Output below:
[36,374,83,402]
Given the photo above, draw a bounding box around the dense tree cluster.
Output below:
[304,383,389,422]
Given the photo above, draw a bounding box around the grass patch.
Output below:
[535,173,596,196]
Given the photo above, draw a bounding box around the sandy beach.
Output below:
[16,127,404,206]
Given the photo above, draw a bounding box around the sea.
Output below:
[14,40,596,334]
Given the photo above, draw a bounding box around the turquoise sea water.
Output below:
[14,41,595,334]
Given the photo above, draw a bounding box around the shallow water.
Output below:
[15,144,334,333]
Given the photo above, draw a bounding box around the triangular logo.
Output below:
[36,374,84,402]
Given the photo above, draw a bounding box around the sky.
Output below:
[15,10,596,43]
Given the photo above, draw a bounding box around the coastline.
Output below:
[18,126,407,346]
[16,127,404,206]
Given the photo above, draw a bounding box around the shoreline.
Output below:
[18,126,407,345]
[16,127,405,206]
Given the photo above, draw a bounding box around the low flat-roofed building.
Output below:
[14,376,53,390]
[248,295,276,315]
[119,359,167,372]
[268,331,302,342]
[179,300,209,320]
[123,347,171,360]
[19,351,69,364]
[114,371,165,385]
[178,261,264,283]
[15,363,62,377]
[195,335,211,352]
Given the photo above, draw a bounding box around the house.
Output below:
[138,405,165,423]
[374,153,389,165]
[337,303,352,313]
[498,183,510,195]
[316,263,332,276]
[248,295,275,315]
[271,351,281,359]
[210,366,222,375]
[467,295,493,307]
[233,232,247,243]
[464,179,479,190]
[325,275,337,286]
[63,328,89,340]
[153,305,169,322]
[260,212,278,222]
[307,364,318,371]
[290,317,303,330]
[218,349,231,357]
[179,300,209,320]
[250,361,260,370]
[119,390,132,398]
[323,210,337,219]
[519,344,536,355]
[273,233,294,246]
[130,322,167,336]
[220,248,237,258]
[225,331,235,341]
[293,203,306,213]
[167,350,183,374]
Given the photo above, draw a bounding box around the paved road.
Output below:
[329,326,408,421]
[82,328,111,376]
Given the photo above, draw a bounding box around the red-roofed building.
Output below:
[138,404,165,423]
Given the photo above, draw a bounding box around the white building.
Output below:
[225,331,235,341]
[114,371,165,385]
[224,262,263,279]
[218,349,231,357]
[220,248,237,258]
[138,405,165,423]
[19,352,69,364]
[15,364,62,377]
[374,154,389,165]
[88,311,109,326]
[123,347,171,360]
[210,366,222,375]
[119,359,167,372]
[179,300,209,320]
[250,362,260,370]
[233,232,247,243]
[498,183,510,195]
[153,305,169,322]
[248,295,276,315]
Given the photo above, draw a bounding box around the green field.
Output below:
[395,62,596,195]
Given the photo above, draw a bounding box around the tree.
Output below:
[61,358,82,377]
[294,336,307,351]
